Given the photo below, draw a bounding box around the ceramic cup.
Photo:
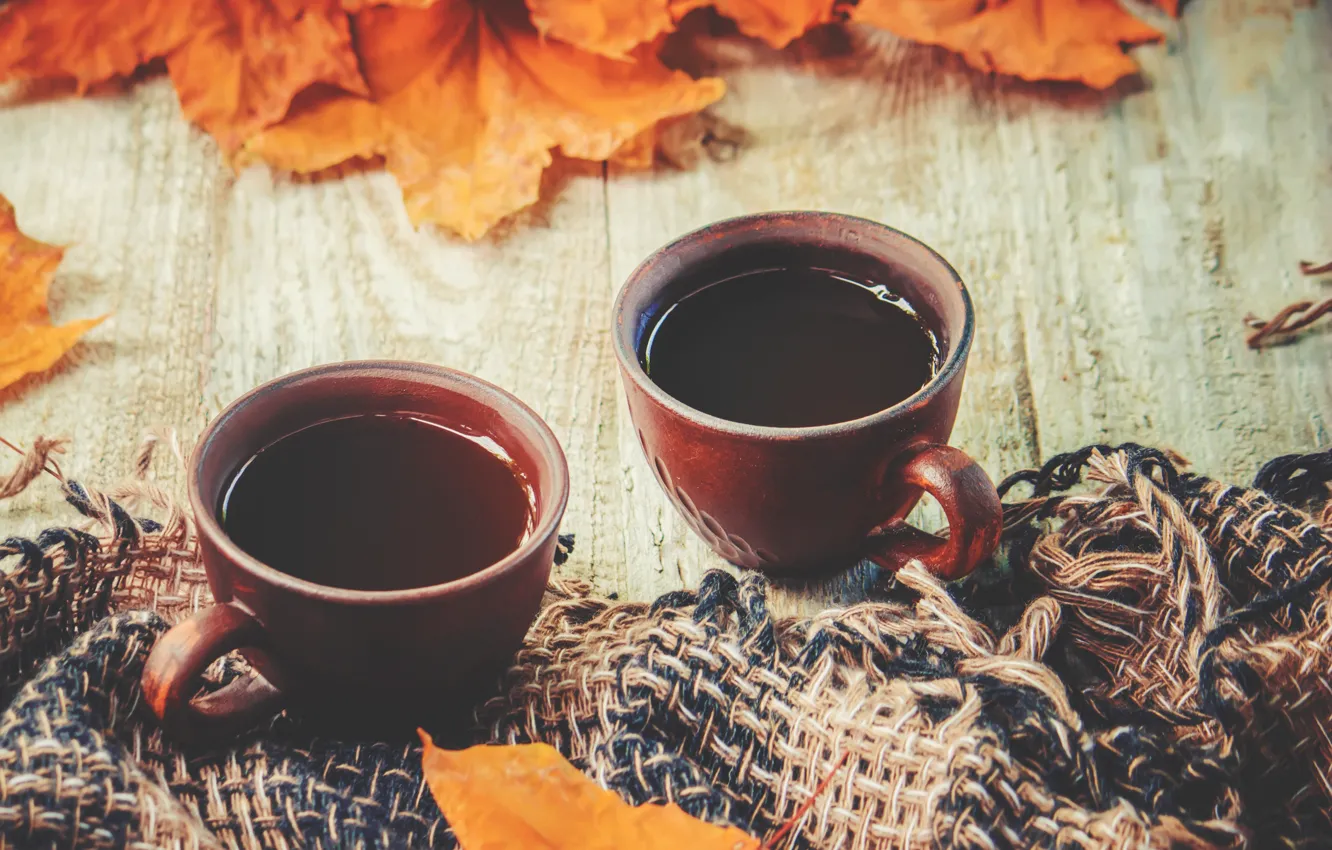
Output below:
[141,361,569,741]
[613,212,1001,581]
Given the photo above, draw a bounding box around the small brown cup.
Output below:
[141,361,569,742]
[613,212,1001,581]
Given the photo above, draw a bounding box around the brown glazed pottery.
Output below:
[141,361,569,742]
[613,211,1002,581]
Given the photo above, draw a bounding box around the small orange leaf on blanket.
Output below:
[0,196,105,393]
[418,731,759,850]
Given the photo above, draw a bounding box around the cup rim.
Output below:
[188,360,570,606]
[611,211,975,440]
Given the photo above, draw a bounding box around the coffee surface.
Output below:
[640,267,940,427]
[221,413,533,591]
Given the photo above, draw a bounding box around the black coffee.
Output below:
[220,413,534,591]
[640,267,940,427]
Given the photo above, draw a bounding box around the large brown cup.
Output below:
[142,361,569,741]
[613,212,1001,581]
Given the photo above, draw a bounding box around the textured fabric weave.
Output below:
[0,441,1329,849]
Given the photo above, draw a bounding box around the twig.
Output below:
[1245,298,1332,349]
[1244,259,1332,349]
[761,751,851,849]
[0,436,67,500]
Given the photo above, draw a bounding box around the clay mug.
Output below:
[613,212,1001,581]
[141,361,569,741]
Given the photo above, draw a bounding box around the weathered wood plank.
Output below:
[1004,0,1332,485]
[0,0,1329,615]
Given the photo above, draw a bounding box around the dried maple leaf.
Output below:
[4,0,1175,244]
[528,0,677,58]
[340,0,440,9]
[243,0,724,240]
[166,0,368,152]
[611,125,661,168]
[419,733,759,850]
[0,195,106,392]
[678,0,838,48]
[239,84,385,174]
[530,0,836,56]
[849,0,1164,89]
[0,0,200,89]
[0,0,368,153]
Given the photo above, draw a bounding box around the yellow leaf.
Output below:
[0,196,106,392]
[851,0,1163,89]
[419,732,759,850]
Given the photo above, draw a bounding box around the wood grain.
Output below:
[0,0,1328,615]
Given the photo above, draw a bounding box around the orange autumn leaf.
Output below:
[531,0,836,56]
[676,0,837,48]
[418,733,759,850]
[243,0,724,240]
[533,0,1169,80]
[0,0,368,153]
[0,0,200,89]
[715,0,837,48]
[611,124,660,169]
[339,0,440,9]
[0,196,105,391]
[850,0,1163,89]
[165,0,368,152]
[528,0,677,58]
[3,0,1176,242]
[238,85,384,174]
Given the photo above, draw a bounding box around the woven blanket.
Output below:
[0,440,1329,849]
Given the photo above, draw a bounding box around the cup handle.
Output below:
[866,443,1002,581]
[141,602,285,742]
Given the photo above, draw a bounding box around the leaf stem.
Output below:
[760,751,851,850]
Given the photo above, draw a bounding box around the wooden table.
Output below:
[1,0,1328,614]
